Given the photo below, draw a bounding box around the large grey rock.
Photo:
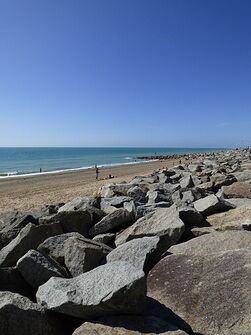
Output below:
[169,231,251,256]
[123,200,136,214]
[136,202,172,219]
[106,236,161,273]
[203,159,218,168]
[92,233,116,247]
[190,226,216,237]
[157,172,171,183]
[193,194,234,216]
[170,173,182,182]
[64,236,111,276]
[0,212,37,233]
[130,175,158,185]
[58,196,99,212]
[210,173,237,190]
[39,210,93,237]
[147,191,170,204]
[37,261,146,319]
[172,190,182,204]
[148,249,251,335]
[226,197,251,208]
[100,197,132,210]
[0,223,63,267]
[127,186,147,203]
[115,206,185,249]
[73,316,188,334]
[135,204,156,219]
[180,190,195,204]
[179,175,194,189]
[160,183,181,194]
[38,232,84,266]
[100,184,132,197]
[233,169,251,182]
[188,164,202,173]
[0,212,38,249]
[0,291,66,335]
[197,181,214,191]
[17,250,67,289]
[0,267,34,299]
[89,209,134,236]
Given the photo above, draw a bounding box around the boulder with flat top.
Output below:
[37,261,146,319]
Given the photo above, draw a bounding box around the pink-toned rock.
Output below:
[222,182,251,199]
[148,249,251,335]
[207,206,251,230]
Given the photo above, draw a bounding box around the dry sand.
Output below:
[0,159,183,214]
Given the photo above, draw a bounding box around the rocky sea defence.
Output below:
[0,147,250,334]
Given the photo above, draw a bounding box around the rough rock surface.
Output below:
[58,196,100,212]
[179,175,194,189]
[115,206,185,249]
[73,316,188,335]
[64,236,111,276]
[1,148,251,335]
[0,291,66,335]
[106,236,161,273]
[0,223,63,267]
[100,197,132,210]
[127,186,147,203]
[234,169,251,182]
[37,261,146,319]
[148,249,251,335]
[207,206,251,230]
[222,181,251,199]
[169,231,251,255]
[39,210,93,236]
[226,197,251,208]
[17,250,66,289]
[193,194,234,216]
[92,233,116,246]
[38,232,86,266]
[0,212,38,249]
[100,184,132,197]
[89,209,134,236]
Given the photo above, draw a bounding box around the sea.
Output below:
[0,147,225,178]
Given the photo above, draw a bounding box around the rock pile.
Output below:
[0,148,251,334]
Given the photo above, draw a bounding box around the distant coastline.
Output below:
[0,159,158,180]
[0,147,227,179]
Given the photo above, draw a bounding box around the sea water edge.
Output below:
[0,147,228,179]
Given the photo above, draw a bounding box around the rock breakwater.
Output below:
[0,147,251,334]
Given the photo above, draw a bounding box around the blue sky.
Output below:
[0,0,250,147]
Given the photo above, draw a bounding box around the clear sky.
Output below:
[0,0,250,147]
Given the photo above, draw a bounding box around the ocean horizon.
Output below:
[0,147,227,178]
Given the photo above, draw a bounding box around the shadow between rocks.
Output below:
[146,297,194,335]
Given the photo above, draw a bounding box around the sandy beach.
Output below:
[0,159,183,214]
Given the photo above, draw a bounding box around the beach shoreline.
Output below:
[0,158,183,214]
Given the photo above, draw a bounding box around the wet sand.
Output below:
[0,159,182,214]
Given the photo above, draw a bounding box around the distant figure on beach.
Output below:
[95,165,99,180]
[40,168,42,173]
[179,160,182,165]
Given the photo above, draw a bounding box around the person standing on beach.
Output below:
[95,165,99,180]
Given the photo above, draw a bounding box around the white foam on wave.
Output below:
[0,159,158,180]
